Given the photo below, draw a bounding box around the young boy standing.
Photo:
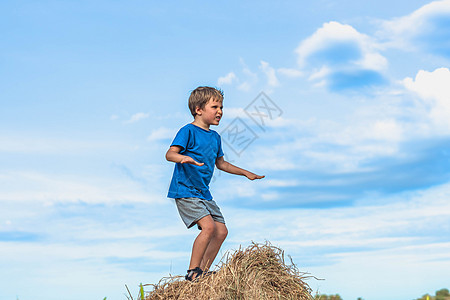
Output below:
[166,86,264,281]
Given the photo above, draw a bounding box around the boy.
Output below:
[166,86,264,281]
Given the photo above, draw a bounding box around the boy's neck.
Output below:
[191,120,210,131]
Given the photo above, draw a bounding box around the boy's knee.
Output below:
[200,222,216,237]
[217,225,228,240]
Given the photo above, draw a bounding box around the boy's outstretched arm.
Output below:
[166,146,204,166]
[215,156,264,180]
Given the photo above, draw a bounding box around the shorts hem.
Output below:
[187,213,210,229]
[175,197,225,229]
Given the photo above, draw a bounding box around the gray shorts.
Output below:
[175,197,225,229]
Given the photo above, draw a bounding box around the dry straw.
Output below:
[145,242,315,300]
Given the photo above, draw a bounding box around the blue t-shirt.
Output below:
[167,123,224,200]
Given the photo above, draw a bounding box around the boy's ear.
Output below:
[195,106,202,115]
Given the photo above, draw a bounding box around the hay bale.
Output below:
[146,242,314,300]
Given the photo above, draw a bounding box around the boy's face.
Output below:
[196,97,223,126]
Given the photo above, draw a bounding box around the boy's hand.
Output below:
[166,146,204,166]
[180,156,204,166]
[245,172,265,180]
[215,157,264,180]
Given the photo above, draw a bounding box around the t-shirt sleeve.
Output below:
[217,134,224,158]
[170,126,190,152]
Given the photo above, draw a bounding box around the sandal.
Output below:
[203,270,216,277]
[185,267,203,281]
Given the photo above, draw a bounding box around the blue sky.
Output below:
[1,1,450,299]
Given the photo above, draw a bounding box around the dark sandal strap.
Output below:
[203,270,216,276]
[185,267,203,281]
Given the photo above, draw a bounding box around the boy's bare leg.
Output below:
[200,221,228,271]
[188,215,216,272]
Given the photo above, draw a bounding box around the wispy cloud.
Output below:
[259,61,279,87]
[0,134,118,154]
[147,126,176,142]
[225,180,450,265]
[277,68,303,78]
[0,231,41,242]
[124,112,150,124]
[380,0,450,57]
[216,59,261,92]
[217,72,237,85]
[0,171,159,204]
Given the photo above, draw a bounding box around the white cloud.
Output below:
[277,68,303,78]
[308,66,330,81]
[403,67,450,132]
[0,196,186,300]
[0,134,119,154]
[226,179,450,251]
[213,178,258,199]
[217,72,237,85]
[226,180,450,258]
[0,171,159,204]
[371,119,404,142]
[296,21,356,66]
[147,126,176,142]
[124,112,149,124]
[263,179,300,187]
[381,0,450,36]
[295,21,387,91]
[296,21,386,70]
[404,67,450,102]
[240,113,406,175]
[238,59,259,91]
[217,59,260,92]
[237,81,252,91]
[380,0,450,55]
[259,60,279,87]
